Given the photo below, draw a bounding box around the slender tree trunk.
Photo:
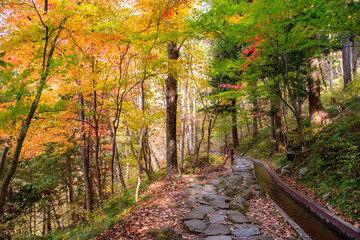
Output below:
[179,81,188,170]
[114,143,126,189]
[165,42,179,175]
[126,162,130,181]
[0,138,9,178]
[207,119,212,158]
[0,21,65,216]
[45,198,51,233]
[342,32,352,89]
[252,83,259,136]
[92,88,102,202]
[329,33,334,90]
[0,84,45,217]
[76,83,93,212]
[66,154,76,225]
[193,89,196,154]
[108,123,126,190]
[187,92,192,154]
[270,104,275,140]
[242,100,251,137]
[231,99,239,148]
[274,98,285,152]
[42,208,46,235]
[296,116,307,153]
[329,51,333,90]
[135,82,146,202]
[351,35,358,79]
[224,132,228,151]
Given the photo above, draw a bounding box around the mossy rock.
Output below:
[148,226,181,240]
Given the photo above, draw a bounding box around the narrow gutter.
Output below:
[272,200,312,240]
[247,158,311,239]
[246,157,360,240]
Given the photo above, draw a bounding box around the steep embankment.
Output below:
[241,95,360,225]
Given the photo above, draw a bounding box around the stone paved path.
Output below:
[182,157,273,240]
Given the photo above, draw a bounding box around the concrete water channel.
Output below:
[251,160,344,240]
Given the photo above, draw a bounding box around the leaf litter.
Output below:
[97,164,298,239]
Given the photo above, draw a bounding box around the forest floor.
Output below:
[259,158,360,229]
[97,163,297,239]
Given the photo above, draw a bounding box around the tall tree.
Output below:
[342,32,352,89]
[165,42,180,174]
[308,57,327,124]
[0,1,69,216]
[231,99,239,148]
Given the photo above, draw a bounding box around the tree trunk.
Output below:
[179,81,188,170]
[342,32,352,89]
[329,51,333,90]
[231,99,239,148]
[0,21,65,216]
[329,33,334,90]
[274,98,285,152]
[192,89,197,154]
[206,119,212,158]
[298,98,306,120]
[92,88,102,202]
[308,58,327,125]
[135,82,146,202]
[252,83,259,136]
[0,138,9,178]
[77,83,93,212]
[187,92,192,154]
[165,42,179,175]
[108,123,126,190]
[114,143,126,189]
[351,35,358,79]
[224,132,228,151]
[270,104,275,140]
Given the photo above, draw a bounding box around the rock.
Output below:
[184,184,217,198]
[299,167,308,177]
[183,219,207,233]
[322,193,330,200]
[206,194,226,201]
[238,189,253,200]
[223,185,246,197]
[229,197,248,211]
[237,236,274,240]
[204,236,232,240]
[197,199,211,205]
[225,174,244,186]
[183,206,215,220]
[227,212,251,223]
[211,195,231,209]
[208,178,223,187]
[233,224,260,230]
[185,198,200,208]
[280,165,289,175]
[208,213,226,224]
[205,223,231,236]
[148,226,181,240]
[190,183,202,188]
[232,227,261,237]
